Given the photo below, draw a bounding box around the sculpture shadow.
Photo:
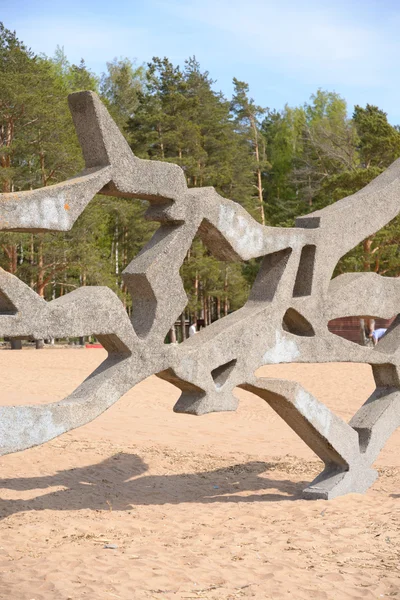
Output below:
[0,452,310,519]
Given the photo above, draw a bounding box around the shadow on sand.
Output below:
[0,452,311,519]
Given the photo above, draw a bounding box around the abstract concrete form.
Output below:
[0,91,399,500]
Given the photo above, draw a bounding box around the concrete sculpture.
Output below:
[0,91,399,500]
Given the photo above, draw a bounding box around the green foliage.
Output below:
[262,90,400,276]
[127,56,256,207]
[231,78,269,223]
[353,104,400,169]
[100,57,145,130]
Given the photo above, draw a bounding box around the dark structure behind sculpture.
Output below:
[0,92,399,500]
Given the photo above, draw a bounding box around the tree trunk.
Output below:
[40,150,46,187]
[122,283,127,309]
[123,227,128,271]
[2,243,18,274]
[363,237,373,271]
[0,118,14,193]
[250,115,265,225]
[203,294,208,326]
[180,312,186,341]
[194,270,199,322]
[217,296,221,320]
[224,269,229,316]
[30,235,35,289]
[157,123,165,159]
[37,237,45,297]
[115,218,119,285]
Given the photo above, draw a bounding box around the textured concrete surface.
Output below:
[0,91,399,499]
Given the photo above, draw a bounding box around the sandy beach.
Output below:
[0,349,399,599]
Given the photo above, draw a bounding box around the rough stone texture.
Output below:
[0,91,399,500]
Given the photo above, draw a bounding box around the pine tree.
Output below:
[231,78,268,224]
[100,57,145,130]
[262,107,303,226]
[0,25,81,285]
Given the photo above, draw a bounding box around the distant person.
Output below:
[188,322,197,337]
[370,328,387,346]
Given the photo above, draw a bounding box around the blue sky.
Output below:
[4,0,400,122]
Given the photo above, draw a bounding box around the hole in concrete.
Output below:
[247,248,292,303]
[328,315,396,346]
[174,232,292,344]
[211,359,237,389]
[125,273,157,339]
[175,227,258,344]
[333,213,400,280]
[254,362,375,422]
[0,290,17,315]
[354,427,372,453]
[282,308,314,337]
[292,245,316,297]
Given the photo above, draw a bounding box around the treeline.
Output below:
[1,23,399,332]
